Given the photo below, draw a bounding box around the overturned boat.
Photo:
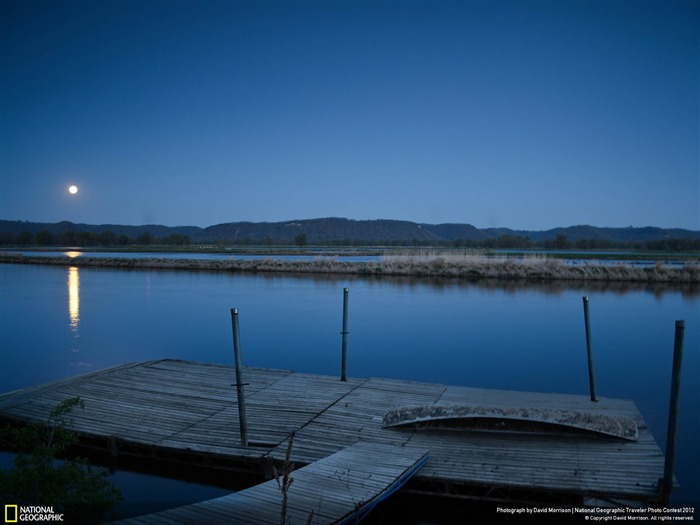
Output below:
[382,404,639,441]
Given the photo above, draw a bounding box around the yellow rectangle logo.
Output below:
[5,504,18,523]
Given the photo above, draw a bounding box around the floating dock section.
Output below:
[0,359,670,512]
[107,441,429,524]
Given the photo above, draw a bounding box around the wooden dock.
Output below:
[0,359,669,509]
[107,442,429,524]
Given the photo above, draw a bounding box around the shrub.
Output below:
[0,397,122,524]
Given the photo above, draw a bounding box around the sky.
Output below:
[1,1,698,231]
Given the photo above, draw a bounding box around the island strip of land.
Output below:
[2,253,698,283]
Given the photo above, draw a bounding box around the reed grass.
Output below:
[1,253,698,283]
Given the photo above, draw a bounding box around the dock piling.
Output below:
[661,319,685,503]
[582,296,598,402]
[340,288,349,381]
[231,308,248,447]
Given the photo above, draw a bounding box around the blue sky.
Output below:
[1,1,698,230]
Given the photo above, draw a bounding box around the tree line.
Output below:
[1,229,698,252]
[451,234,700,252]
[0,230,192,247]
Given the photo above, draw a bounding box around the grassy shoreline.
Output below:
[5,244,699,260]
[2,253,698,283]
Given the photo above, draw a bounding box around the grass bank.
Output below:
[2,253,698,283]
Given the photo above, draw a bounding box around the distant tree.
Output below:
[99,231,117,246]
[77,231,94,246]
[575,238,591,250]
[117,235,130,246]
[0,232,14,245]
[16,231,33,245]
[136,232,154,245]
[294,233,308,247]
[59,231,77,246]
[164,233,191,246]
[497,235,533,249]
[35,230,54,246]
[551,234,569,250]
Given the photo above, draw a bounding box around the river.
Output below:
[0,261,697,520]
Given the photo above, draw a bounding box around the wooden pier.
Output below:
[0,359,670,511]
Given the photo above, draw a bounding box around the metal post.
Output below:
[582,296,598,402]
[231,308,248,447]
[340,288,349,381]
[661,320,685,503]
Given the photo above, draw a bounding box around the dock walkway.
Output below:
[0,359,668,507]
[107,442,429,524]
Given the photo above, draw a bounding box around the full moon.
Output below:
[68,185,78,194]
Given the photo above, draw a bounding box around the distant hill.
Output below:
[1,218,699,246]
[199,218,442,243]
[476,225,700,244]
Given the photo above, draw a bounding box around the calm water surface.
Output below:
[1,263,698,517]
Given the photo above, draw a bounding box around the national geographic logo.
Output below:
[4,505,64,522]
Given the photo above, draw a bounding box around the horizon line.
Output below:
[1,216,699,233]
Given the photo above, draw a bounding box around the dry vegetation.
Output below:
[378,251,700,282]
[2,252,699,283]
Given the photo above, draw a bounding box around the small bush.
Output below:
[0,397,122,524]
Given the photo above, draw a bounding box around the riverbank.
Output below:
[2,253,698,283]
